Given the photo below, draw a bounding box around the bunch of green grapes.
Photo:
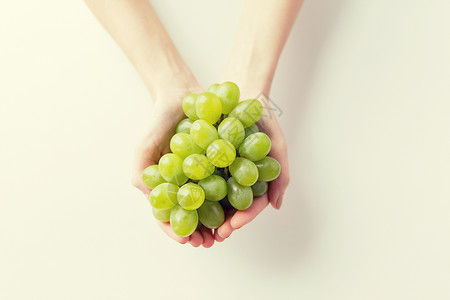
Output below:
[142,82,281,237]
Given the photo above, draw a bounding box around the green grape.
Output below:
[251,181,268,197]
[175,118,194,134]
[219,197,233,209]
[238,132,271,161]
[152,207,172,222]
[195,92,222,124]
[142,164,166,189]
[254,156,281,182]
[197,200,225,229]
[177,183,205,210]
[244,123,259,138]
[149,183,179,210]
[229,99,263,127]
[213,81,240,114]
[182,93,199,120]
[206,139,236,168]
[170,205,198,237]
[228,157,259,186]
[198,175,227,201]
[217,117,245,148]
[182,154,215,180]
[207,83,219,94]
[159,153,188,185]
[190,119,219,149]
[227,177,253,210]
[169,133,203,159]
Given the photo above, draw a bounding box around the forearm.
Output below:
[84,0,199,100]
[222,0,303,97]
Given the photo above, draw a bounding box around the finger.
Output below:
[188,230,203,247]
[131,139,160,196]
[230,195,269,229]
[213,230,225,242]
[156,221,189,244]
[268,140,290,209]
[217,209,236,239]
[131,147,154,195]
[277,192,285,209]
[268,174,289,209]
[200,227,215,248]
[217,218,233,239]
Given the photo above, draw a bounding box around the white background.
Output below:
[1,0,449,299]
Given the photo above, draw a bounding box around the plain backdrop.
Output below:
[1,0,449,299]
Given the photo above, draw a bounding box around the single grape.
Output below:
[149,183,179,210]
[190,119,219,149]
[254,156,281,182]
[197,200,225,229]
[227,177,253,210]
[182,93,199,120]
[228,157,259,186]
[176,118,194,134]
[206,139,236,168]
[142,164,166,189]
[170,133,203,159]
[244,123,259,138]
[251,181,268,197]
[182,154,215,180]
[207,83,219,94]
[238,132,271,161]
[212,81,240,114]
[152,207,172,222]
[195,92,222,124]
[170,205,198,237]
[198,175,227,201]
[177,183,205,210]
[218,117,245,148]
[229,99,263,127]
[159,153,188,185]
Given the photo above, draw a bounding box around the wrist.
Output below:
[221,61,275,100]
[136,41,202,102]
[149,77,203,123]
[146,70,202,100]
[220,73,273,101]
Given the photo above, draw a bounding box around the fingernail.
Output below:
[276,196,283,209]
[188,241,198,247]
[230,219,241,229]
[214,232,225,242]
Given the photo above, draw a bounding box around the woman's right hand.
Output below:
[131,87,216,248]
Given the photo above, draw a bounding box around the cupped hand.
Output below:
[131,90,215,248]
[215,93,290,241]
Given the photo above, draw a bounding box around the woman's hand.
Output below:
[85,0,216,247]
[131,88,215,248]
[85,0,301,245]
[215,93,290,241]
[213,0,303,241]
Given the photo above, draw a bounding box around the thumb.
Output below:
[131,140,160,196]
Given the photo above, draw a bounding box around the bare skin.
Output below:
[84,0,303,246]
